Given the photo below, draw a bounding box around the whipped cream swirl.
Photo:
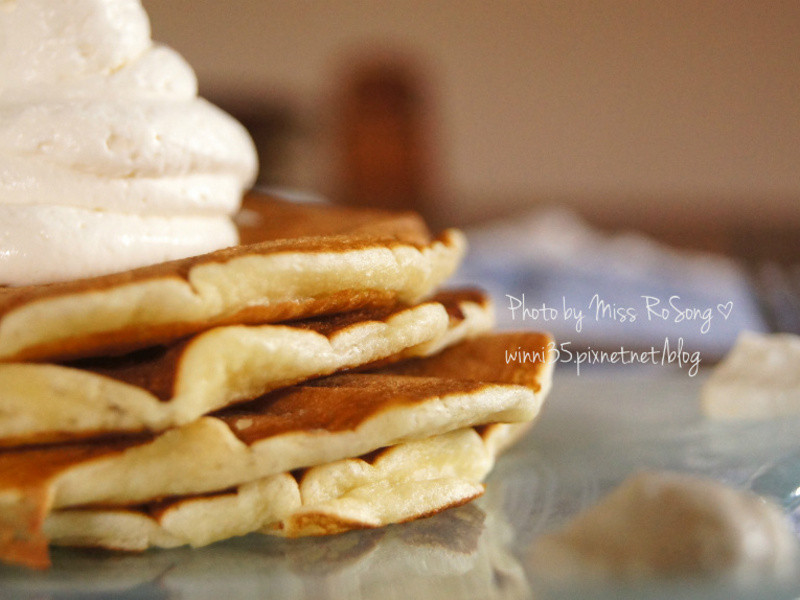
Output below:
[0,0,258,285]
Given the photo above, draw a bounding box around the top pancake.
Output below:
[0,193,465,363]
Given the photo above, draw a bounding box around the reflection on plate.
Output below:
[0,501,527,600]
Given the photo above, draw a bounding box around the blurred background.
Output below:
[143,1,799,352]
[143,0,799,263]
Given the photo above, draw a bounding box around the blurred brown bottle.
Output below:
[334,58,437,219]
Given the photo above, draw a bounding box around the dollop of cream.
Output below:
[0,0,258,285]
[702,332,800,419]
[529,471,799,585]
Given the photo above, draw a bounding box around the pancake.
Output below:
[44,427,492,550]
[0,332,553,568]
[45,424,534,551]
[0,193,465,363]
[0,290,493,447]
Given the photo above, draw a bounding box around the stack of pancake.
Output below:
[0,193,553,569]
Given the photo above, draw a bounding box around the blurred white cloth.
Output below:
[452,208,767,362]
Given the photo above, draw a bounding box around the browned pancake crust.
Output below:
[218,375,490,446]
[236,193,430,245]
[377,332,553,393]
